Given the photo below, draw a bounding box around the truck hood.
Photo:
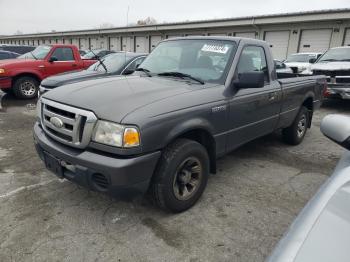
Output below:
[311,62,350,71]
[284,62,309,68]
[0,58,36,66]
[43,75,200,123]
[41,70,105,88]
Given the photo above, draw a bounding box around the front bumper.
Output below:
[33,122,161,196]
[326,84,350,100]
[0,77,12,89]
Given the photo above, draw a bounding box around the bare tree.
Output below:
[98,23,115,29]
[14,30,23,35]
[136,17,157,26]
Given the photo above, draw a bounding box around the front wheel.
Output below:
[13,76,39,99]
[151,139,209,213]
[282,106,310,145]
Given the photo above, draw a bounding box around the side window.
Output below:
[125,57,146,71]
[275,60,285,69]
[0,53,8,59]
[50,47,74,61]
[237,46,269,82]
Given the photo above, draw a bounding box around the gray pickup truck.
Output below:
[33,37,326,212]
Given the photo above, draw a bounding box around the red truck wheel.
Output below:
[13,76,39,99]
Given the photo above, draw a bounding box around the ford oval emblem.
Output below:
[50,116,64,129]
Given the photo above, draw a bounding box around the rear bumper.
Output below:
[33,122,161,197]
[326,84,350,100]
[0,77,12,89]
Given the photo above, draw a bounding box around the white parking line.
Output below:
[0,179,57,199]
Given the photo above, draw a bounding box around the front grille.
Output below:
[313,70,350,77]
[335,77,350,84]
[40,98,97,148]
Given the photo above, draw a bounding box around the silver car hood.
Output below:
[267,151,350,262]
[311,62,350,71]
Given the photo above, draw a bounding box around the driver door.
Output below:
[42,47,78,78]
[227,45,282,151]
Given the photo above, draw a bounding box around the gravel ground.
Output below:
[0,92,349,262]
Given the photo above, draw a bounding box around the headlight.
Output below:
[0,69,5,74]
[36,99,42,121]
[92,120,140,148]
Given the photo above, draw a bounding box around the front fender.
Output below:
[163,117,215,147]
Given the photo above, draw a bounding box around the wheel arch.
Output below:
[163,119,217,174]
[301,94,314,128]
[12,72,42,86]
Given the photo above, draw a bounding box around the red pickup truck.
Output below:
[0,44,96,99]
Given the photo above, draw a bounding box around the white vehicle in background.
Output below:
[268,114,350,262]
[306,47,350,100]
[274,60,293,74]
[284,53,323,73]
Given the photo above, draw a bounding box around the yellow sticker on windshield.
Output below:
[201,44,229,54]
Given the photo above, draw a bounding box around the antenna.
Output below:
[124,5,130,71]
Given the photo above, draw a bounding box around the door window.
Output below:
[237,46,269,81]
[125,57,146,71]
[50,47,74,61]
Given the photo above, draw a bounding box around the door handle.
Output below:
[38,65,45,68]
[72,64,77,67]
[268,92,277,101]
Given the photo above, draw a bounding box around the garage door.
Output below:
[122,36,134,52]
[299,29,332,53]
[344,29,350,46]
[71,38,79,49]
[109,37,121,51]
[150,35,162,50]
[90,37,98,49]
[235,32,256,39]
[135,36,149,53]
[79,38,89,50]
[264,31,290,60]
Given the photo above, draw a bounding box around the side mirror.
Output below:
[321,114,350,150]
[309,58,317,64]
[49,56,58,63]
[234,71,265,89]
[123,69,135,75]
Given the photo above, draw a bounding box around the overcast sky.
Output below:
[0,0,349,35]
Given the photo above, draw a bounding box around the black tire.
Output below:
[13,76,39,99]
[151,139,209,213]
[0,88,12,94]
[282,106,310,145]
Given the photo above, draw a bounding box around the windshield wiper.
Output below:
[158,71,205,85]
[340,59,350,61]
[90,50,108,72]
[320,59,337,62]
[135,67,152,77]
[30,51,38,60]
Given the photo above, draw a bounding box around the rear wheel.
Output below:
[13,76,39,99]
[282,106,310,145]
[151,139,209,213]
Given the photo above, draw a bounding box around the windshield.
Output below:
[318,48,350,62]
[82,50,102,59]
[18,45,52,59]
[285,54,316,63]
[87,53,130,72]
[139,39,237,84]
